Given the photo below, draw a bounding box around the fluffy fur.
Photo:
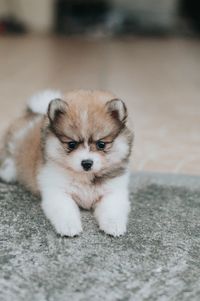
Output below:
[0,89,133,237]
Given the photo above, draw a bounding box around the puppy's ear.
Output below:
[47,98,68,123]
[106,98,127,123]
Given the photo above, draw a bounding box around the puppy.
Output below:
[0,90,133,236]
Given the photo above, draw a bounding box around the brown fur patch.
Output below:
[14,118,44,194]
[48,90,124,143]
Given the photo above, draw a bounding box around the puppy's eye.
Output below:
[96,140,106,150]
[67,141,78,150]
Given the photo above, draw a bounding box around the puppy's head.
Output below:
[45,90,133,178]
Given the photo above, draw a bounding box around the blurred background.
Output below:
[0,0,199,175]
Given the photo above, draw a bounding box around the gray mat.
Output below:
[0,173,200,301]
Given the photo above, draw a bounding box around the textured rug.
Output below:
[0,173,200,301]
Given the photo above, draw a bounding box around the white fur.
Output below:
[38,163,82,237]
[39,161,100,211]
[45,136,62,161]
[27,90,62,115]
[69,147,102,173]
[37,158,130,236]
[0,158,17,182]
[94,172,130,236]
[41,130,131,236]
[106,134,129,166]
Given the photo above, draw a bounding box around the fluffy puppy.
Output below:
[0,90,133,236]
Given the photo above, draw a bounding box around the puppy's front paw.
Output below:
[98,216,127,237]
[42,197,82,237]
[53,215,82,237]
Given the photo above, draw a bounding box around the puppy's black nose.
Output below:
[81,159,93,171]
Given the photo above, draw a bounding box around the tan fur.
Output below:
[1,113,43,193]
[14,118,43,194]
[52,90,121,141]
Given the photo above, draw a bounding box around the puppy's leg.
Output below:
[94,173,130,237]
[41,193,82,237]
[0,157,17,183]
[0,132,17,183]
[38,165,82,237]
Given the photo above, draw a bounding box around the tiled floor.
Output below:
[0,35,200,175]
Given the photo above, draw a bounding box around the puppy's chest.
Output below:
[69,181,105,209]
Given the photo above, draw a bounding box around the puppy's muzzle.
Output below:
[81,159,93,171]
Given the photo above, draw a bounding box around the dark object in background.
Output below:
[55,0,172,37]
[0,18,26,35]
[56,0,110,35]
[55,0,200,37]
[180,0,200,33]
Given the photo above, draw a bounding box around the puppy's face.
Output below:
[46,91,133,177]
